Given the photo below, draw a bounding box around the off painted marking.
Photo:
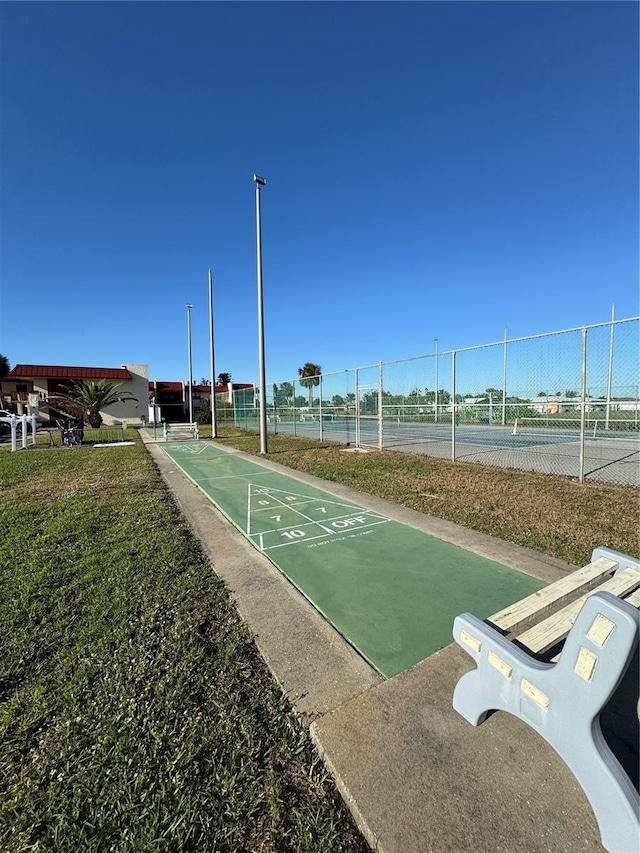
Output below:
[246,484,391,552]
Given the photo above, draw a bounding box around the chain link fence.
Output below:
[218,317,639,487]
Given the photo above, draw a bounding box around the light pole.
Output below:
[186,303,194,425]
[434,338,439,424]
[254,174,268,454]
[208,270,217,438]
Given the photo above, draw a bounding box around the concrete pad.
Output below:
[311,644,606,853]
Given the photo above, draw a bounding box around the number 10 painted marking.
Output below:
[247,483,392,551]
[281,529,305,539]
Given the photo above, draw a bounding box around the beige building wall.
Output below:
[100,363,149,426]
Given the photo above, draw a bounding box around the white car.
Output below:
[0,411,16,439]
[0,410,37,438]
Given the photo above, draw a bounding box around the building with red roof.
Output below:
[2,363,149,426]
[1,363,255,425]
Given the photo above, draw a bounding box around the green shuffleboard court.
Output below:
[159,441,545,677]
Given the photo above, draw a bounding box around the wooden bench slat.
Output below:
[624,587,640,608]
[515,568,640,655]
[489,556,618,634]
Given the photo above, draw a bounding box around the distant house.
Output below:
[1,363,148,425]
[528,395,564,415]
[1,362,256,425]
[527,395,606,415]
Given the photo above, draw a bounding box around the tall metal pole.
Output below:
[208,270,217,438]
[186,303,194,425]
[254,174,268,454]
[605,304,615,431]
[434,338,439,423]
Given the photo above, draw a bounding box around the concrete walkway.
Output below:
[144,437,612,853]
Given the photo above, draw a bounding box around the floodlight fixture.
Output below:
[253,174,266,187]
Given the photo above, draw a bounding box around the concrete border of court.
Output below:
[142,436,608,853]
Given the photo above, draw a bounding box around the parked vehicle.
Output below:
[0,410,15,440]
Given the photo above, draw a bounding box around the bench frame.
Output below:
[452,547,640,853]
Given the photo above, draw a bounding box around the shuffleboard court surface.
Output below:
[159,440,544,677]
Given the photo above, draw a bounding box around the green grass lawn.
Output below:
[0,444,369,852]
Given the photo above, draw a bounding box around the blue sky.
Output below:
[1,1,638,389]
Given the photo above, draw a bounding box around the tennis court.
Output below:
[157,440,544,677]
[257,417,640,486]
[276,414,637,447]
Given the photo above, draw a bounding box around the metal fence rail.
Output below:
[218,316,639,487]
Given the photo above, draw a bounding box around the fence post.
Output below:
[451,351,457,462]
[579,328,588,484]
[319,375,323,437]
[605,305,615,431]
[502,327,508,426]
[378,361,384,450]
[355,368,361,448]
[434,339,439,423]
[293,380,297,436]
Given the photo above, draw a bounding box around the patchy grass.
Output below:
[209,427,639,566]
[0,446,369,853]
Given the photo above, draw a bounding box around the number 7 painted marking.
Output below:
[260,491,335,535]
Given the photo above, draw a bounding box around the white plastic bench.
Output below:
[452,547,640,853]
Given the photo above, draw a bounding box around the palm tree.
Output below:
[0,354,9,378]
[59,379,138,428]
[278,381,294,406]
[298,362,321,409]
